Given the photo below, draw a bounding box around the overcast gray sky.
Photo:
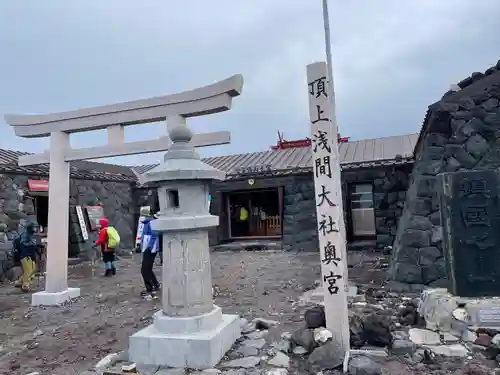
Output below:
[1,1,499,166]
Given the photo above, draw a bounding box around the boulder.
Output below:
[307,341,344,371]
[291,328,317,353]
[304,306,325,329]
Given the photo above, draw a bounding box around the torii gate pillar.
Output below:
[34,131,79,305]
[5,74,243,307]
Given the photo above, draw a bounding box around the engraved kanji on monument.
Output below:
[438,170,500,297]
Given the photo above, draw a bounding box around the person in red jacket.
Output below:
[95,218,116,277]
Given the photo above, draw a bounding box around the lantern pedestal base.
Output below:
[129,307,240,369]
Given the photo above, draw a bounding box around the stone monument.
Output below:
[438,170,500,297]
[418,170,500,331]
[128,115,240,369]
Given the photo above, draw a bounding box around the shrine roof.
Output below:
[132,133,418,180]
[0,149,136,182]
[0,133,419,184]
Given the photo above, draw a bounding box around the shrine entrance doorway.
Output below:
[226,188,283,239]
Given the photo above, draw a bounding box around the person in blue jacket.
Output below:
[155,212,163,266]
[140,214,160,297]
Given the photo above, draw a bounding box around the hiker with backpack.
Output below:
[13,221,42,292]
[140,214,160,298]
[95,218,120,277]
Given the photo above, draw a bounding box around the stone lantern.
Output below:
[128,116,240,369]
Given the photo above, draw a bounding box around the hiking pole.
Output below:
[36,245,45,288]
[91,245,98,278]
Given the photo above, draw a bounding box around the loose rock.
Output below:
[246,330,268,340]
[441,332,459,342]
[235,345,259,356]
[363,313,392,347]
[350,314,366,348]
[491,333,500,347]
[267,351,290,368]
[291,328,317,353]
[307,340,344,371]
[95,352,122,372]
[409,328,440,345]
[271,339,291,353]
[266,369,288,375]
[390,339,416,356]
[426,344,469,357]
[220,357,261,368]
[313,327,332,344]
[348,355,383,375]
[304,306,325,329]
[292,346,307,355]
[243,338,266,349]
[475,334,492,347]
[252,318,278,330]
[220,370,245,375]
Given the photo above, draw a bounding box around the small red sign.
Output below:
[28,179,49,192]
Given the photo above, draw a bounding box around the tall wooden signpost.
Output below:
[307,61,349,356]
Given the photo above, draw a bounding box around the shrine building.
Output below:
[1,59,500,292]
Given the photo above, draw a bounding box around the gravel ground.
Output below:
[0,250,331,375]
[1,249,486,375]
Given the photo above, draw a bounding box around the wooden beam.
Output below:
[17,131,230,166]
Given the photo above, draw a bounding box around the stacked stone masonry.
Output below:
[0,173,135,280]
[389,68,500,288]
[282,167,411,251]
[343,166,411,249]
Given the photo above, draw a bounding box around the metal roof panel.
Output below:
[133,133,418,177]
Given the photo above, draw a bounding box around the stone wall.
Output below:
[342,165,411,249]
[132,187,159,215]
[131,166,412,252]
[0,173,37,280]
[0,173,135,280]
[282,174,317,251]
[69,179,135,254]
[388,69,500,289]
[282,166,411,251]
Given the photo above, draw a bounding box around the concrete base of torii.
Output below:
[31,288,81,306]
[129,306,240,368]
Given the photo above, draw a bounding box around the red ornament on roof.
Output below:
[270,131,349,150]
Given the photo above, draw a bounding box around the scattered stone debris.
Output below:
[348,355,383,375]
[83,266,500,375]
[220,356,262,369]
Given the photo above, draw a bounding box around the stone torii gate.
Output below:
[4,74,243,306]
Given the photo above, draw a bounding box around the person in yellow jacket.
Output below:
[239,206,249,221]
[231,204,249,237]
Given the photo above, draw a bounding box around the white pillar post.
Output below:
[31,131,80,306]
[45,131,70,292]
[307,62,350,355]
[322,0,348,279]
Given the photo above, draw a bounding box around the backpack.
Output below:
[12,235,21,263]
[106,226,120,249]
